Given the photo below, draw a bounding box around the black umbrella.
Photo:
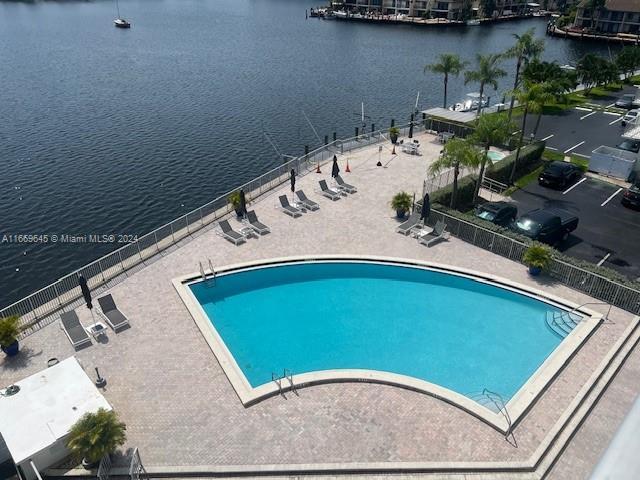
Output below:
[331,155,340,178]
[239,189,247,217]
[78,275,92,310]
[420,193,430,221]
[290,169,296,193]
[409,121,414,139]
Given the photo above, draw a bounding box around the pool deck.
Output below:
[1,130,639,479]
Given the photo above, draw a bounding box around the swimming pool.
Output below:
[487,150,507,161]
[180,258,597,421]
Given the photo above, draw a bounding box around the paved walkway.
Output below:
[1,131,638,477]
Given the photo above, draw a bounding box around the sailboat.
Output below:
[114,0,131,28]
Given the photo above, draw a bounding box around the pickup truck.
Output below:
[510,208,579,245]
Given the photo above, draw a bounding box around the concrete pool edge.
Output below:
[172,255,603,435]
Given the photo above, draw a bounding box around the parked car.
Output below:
[538,161,582,189]
[474,201,517,226]
[511,208,579,245]
[621,109,640,127]
[616,139,640,154]
[621,182,640,209]
[615,94,637,109]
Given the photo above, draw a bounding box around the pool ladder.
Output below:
[199,259,216,287]
[272,369,297,397]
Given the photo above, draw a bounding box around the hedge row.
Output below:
[433,204,640,290]
[429,141,546,210]
[485,141,546,185]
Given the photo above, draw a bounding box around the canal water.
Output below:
[0,0,612,307]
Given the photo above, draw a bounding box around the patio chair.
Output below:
[318,180,341,200]
[97,294,130,332]
[60,311,92,349]
[335,174,357,193]
[418,220,449,247]
[295,190,319,211]
[218,220,246,245]
[246,210,271,235]
[397,212,422,235]
[278,195,302,218]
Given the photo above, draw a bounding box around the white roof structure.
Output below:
[622,124,640,140]
[421,107,477,125]
[0,357,111,464]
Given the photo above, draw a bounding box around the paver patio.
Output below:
[0,131,638,479]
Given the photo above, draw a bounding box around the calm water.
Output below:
[0,0,611,308]
[192,262,564,400]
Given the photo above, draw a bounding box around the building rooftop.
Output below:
[0,357,111,464]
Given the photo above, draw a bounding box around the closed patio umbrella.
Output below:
[420,193,430,221]
[239,189,247,217]
[290,169,296,202]
[78,275,92,310]
[331,155,340,178]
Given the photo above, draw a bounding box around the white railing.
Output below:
[428,209,640,316]
[1,121,423,334]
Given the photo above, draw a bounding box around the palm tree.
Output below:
[509,83,554,183]
[464,53,507,118]
[470,114,513,204]
[429,138,483,209]
[426,54,468,109]
[67,408,127,465]
[503,29,545,122]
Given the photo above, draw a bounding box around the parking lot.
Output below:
[524,84,640,159]
[511,176,640,281]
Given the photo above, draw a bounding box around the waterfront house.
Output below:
[336,0,529,20]
[574,0,640,34]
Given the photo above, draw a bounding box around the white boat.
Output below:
[114,0,130,28]
[334,10,348,19]
[450,92,488,112]
[466,19,481,26]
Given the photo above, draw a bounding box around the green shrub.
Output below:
[486,141,546,185]
[523,243,553,270]
[430,176,478,212]
[67,408,127,464]
[0,316,20,347]
[391,191,413,213]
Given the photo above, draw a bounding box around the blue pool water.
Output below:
[190,262,566,401]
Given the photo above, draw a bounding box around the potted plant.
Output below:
[227,191,243,218]
[389,126,400,144]
[0,316,20,357]
[522,243,552,276]
[67,408,127,469]
[391,191,413,219]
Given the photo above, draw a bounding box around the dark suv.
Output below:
[621,183,640,209]
[538,161,582,189]
[474,201,517,226]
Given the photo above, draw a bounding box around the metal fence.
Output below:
[1,122,423,334]
[428,209,640,316]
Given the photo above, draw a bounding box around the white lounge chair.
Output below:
[418,220,449,247]
[97,294,130,332]
[60,311,92,349]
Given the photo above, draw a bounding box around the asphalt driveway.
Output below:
[522,84,640,159]
[510,176,640,281]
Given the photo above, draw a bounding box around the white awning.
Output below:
[0,357,112,464]
[422,107,477,125]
